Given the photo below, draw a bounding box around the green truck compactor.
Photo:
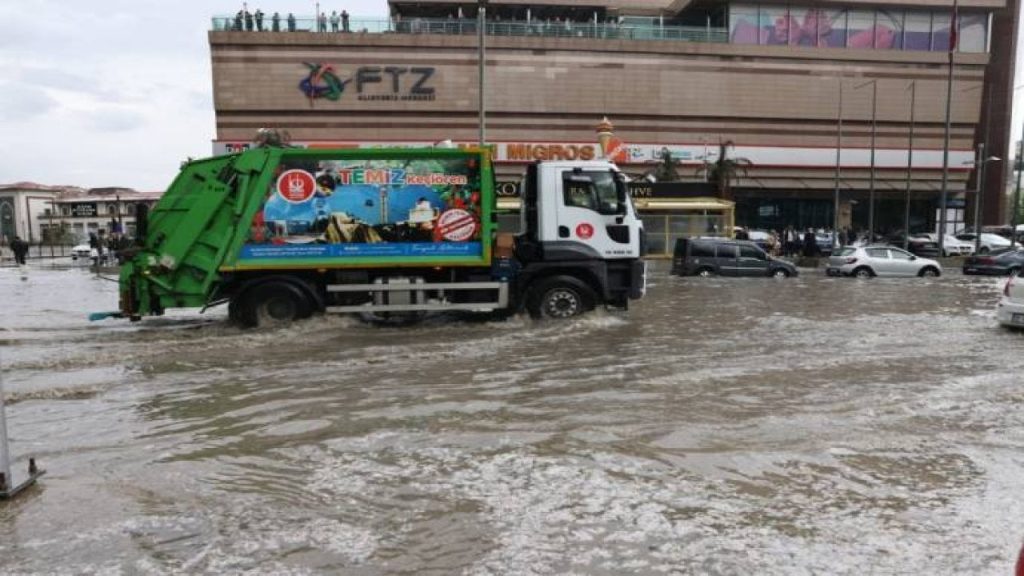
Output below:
[117,146,647,326]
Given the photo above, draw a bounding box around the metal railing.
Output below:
[210,16,730,44]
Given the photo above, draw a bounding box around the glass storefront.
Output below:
[729,5,989,53]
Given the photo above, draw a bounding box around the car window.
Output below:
[716,244,738,259]
[956,234,974,241]
[739,245,764,259]
[836,247,856,257]
[691,242,715,258]
[866,248,889,259]
[889,249,913,260]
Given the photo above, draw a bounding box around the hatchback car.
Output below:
[672,237,798,278]
[826,245,942,278]
[962,248,1024,276]
[996,273,1024,329]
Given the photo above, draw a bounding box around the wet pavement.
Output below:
[1,261,1023,575]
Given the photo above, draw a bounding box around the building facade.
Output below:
[208,0,1019,253]
[0,183,161,247]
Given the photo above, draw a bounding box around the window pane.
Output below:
[717,244,738,258]
[877,10,905,49]
[904,11,932,51]
[932,10,954,51]
[739,245,763,259]
[890,249,913,260]
[867,248,889,258]
[729,4,762,45]
[817,9,848,48]
[760,7,791,46]
[692,241,715,258]
[958,14,987,53]
[847,10,876,48]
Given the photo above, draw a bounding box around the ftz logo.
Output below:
[300,63,436,103]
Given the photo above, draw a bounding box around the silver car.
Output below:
[826,245,942,278]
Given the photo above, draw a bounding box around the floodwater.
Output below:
[1,261,1023,575]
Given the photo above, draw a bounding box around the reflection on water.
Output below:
[1,264,1023,574]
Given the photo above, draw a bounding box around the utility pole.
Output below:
[833,77,843,248]
[904,81,916,250]
[478,0,488,145]
[1013,125,1023,235]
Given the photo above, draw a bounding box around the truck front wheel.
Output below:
[528,277,595,320]
[233,281,313,328]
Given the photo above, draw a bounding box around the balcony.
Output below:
[210,16,730,44]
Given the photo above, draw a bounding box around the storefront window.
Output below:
[903,11,932,51]
[846,10,876,49]
[875,10,905,50]
[931,10,954,51]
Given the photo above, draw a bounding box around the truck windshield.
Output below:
[563,171,622,216]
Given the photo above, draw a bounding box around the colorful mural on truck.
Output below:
[241,157,483,260]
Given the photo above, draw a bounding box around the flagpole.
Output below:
[938,0,958,252]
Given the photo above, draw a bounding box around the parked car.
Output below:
[955,232,1014,254]
[746,229,773,252]
[815,233,834,256]
[912,233,975,256]
[962,248,1024,276]
[672,237,798,278]
[70,244,91,260]
[995,272,1024,329]
[883,233,941,258]
[826,245,942,278]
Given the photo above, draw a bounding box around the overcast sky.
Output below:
[0,1,1022,191]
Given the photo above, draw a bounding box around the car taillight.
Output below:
[845,258,858,265]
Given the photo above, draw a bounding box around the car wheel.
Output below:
[919,267,940,278]
[771,268,789,279]
[853,267,874,279]
[696,267,714,278]
[528,277,595,320]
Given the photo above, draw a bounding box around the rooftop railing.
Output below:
[210,16,730,43]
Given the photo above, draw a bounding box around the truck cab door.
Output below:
[551,168,641,260]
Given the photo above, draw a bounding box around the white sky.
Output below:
[0,1,1022,191]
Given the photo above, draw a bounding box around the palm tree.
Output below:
[696,140,752,201]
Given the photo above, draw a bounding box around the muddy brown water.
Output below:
[1,262,1022,574]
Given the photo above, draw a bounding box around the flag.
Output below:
[949,0,959,53]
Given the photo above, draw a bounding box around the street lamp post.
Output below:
[970,144,1000,254]
[903,81,916,250]
[478,0,488,146]
[833,77,843,248]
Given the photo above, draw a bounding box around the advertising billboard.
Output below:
[240,155,486,263]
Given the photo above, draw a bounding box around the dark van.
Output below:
[671,237,798,278]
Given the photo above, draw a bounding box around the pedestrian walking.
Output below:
[255,9,264,31]
[10,236,28,265]
[839,227,848,247]
[342,10,350,32]
[330,11,339,32]
[271,11,280,32]
[287,12,296,32]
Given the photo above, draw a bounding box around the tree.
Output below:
[696,140,752,201]
[653,147,680,182]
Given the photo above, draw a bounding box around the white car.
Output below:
[826,245,942,278]
[70,244,91,260]
[996,273,1024,329]
[955,233,1014,255]
[913,233,974,256]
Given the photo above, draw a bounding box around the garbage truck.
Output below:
[114,145,646,326]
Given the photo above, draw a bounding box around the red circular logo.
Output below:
[276,169,317,203]
[576,223,595,240]
[437,209,478,242]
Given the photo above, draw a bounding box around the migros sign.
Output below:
[504,143,597,162]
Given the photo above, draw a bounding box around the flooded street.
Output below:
[1,262,1023,575]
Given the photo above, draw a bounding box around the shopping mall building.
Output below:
[208,0,1018,255]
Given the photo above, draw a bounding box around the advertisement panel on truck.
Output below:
[240,152,488,264]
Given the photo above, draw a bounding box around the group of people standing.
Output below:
[735,226,861,258]
[231,8,351,33]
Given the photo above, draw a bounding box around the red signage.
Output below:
[437,209,477,242]
[576,223,595,240]
[276,170,317,203]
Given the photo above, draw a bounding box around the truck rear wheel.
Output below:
[233,281,313,328]
[528,276,595,320]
